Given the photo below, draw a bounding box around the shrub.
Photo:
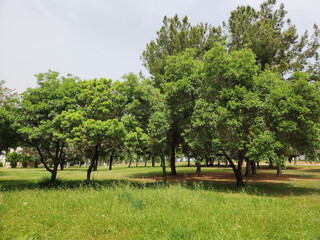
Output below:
[34,161,39,168]
[6,152,20,168]
[0,162,3,167]
[20,154,33,168]
[22,161,28,168]
[6,152,34,168]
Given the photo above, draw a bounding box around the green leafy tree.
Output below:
[0,81,20,160]
[19,70,79,183]
[189,44,320,186]
[148,110,170,181]
[226,0,320,77]
[257,71,320,175]
[163,49,201,175]
[125,127,149,166]
[5,151,20,168]
[121,73,163,167]
[191,44,262,187]
[142,14,223,89]
[60,78,126,185]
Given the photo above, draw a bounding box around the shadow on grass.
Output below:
[1,177,320,198]
[303,168,320,173]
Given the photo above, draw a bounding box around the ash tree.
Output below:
[163,49,201,175]
[121,73,162,167]
[187,43,320,187]
[148,103,170,181]
[19,71,79,183]
[0,81,20,161]
[59,78,126,185]
[142,15,223,174]
[192,44,258,187]
[251,71,320,175]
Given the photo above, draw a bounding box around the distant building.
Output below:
[0,152,6,166]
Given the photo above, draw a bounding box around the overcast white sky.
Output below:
[1,0,319,93]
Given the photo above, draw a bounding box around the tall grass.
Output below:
[1,165,320,239]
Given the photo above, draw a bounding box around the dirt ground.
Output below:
[142,166,320,183]
[144,172,292,183]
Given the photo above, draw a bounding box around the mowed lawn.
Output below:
[1,164,320,239]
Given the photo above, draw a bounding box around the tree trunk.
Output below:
[86,145,99,185]
[257,162,260,169]
[187,156,190,167]
[144,156,147,167]
[86,161,95,185]
[218,158,220,167]
[251,161,256,174]
[236,163,244,188]
[152,156,155,167]
[79,161,81,168]
[269,159,273,168]
[128,159,132,168]
[161,155,167,183]
[223,151,245,188]
[136,158,139,167]
[170,141,177,175]
[277,166,283,176]
[59,162,64,170]
[93,158,98,171]
[50,163,59,183]
[50,170,57,183]
[109,154,113,170]
[195,162,201,174]
[205,159,208,167]
[294,156,298,165]
[245,158,251,177]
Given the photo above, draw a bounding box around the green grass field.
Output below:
[1,164,320,239]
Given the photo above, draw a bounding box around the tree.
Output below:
[121,73,163,167]
[163,49,201,175]
[188,43,320,186]
[0,81,20,161]
[60,78,127,185]
[5,151,20,168]
[142,14,223,89]
[19,70,79,183]
[125,127,149,167]
[226,0,320,78]
[257,71,320,175]
[190,43,262,187]
[148,104,170,181]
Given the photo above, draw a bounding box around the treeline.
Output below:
[1,0,320,187]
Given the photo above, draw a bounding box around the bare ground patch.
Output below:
[136,170,320,183]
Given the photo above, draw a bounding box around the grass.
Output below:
[1,164,320,239]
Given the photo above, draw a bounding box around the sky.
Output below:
[1,0,319,93]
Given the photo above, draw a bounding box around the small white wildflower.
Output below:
[23,202,27,206]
